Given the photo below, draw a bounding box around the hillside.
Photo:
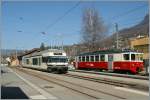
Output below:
[119,14,149,38]
[63,14,149,56]
[100,14,149,48]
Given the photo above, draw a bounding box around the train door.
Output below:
[75,57,78,69]
[108,54,113,72]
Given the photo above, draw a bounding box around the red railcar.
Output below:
[74,49,144,74]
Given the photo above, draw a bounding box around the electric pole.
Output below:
[115,23,119,49]
[61,41,63,50]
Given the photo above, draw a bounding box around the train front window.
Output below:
[136,54,143,61]
[47,57,68,63]
[139,54,143,61]
[135,54,139,60]
[123,54,129,60]
[131,54,135,60]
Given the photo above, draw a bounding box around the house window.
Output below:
[26,59,29,64]
[33,58,38,65]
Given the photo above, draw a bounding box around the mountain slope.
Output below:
[101,14,149,48]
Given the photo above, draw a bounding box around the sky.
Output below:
[2,1,149,50]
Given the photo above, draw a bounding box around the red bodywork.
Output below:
[74,61,144,74]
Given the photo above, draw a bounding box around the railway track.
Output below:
[14,67,126,100]
[64,73,137,87]
[63,73,148,91]
[70,70,149,80]
[17,66,149,91]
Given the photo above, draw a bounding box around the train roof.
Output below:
[77,49,142,56]
[23,49,66,57]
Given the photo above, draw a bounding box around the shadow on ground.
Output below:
[1,86,29,99]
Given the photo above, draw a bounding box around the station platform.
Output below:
[1,66,55,99]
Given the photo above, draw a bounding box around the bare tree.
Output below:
[81,8,107,51]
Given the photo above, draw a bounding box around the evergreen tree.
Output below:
[40,42,45,50]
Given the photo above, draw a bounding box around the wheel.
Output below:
[136,68,142,74]
[63,71,68,74]
[126,71,132,75]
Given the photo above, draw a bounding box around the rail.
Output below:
[13,67,126,99]
[70,70,149,80]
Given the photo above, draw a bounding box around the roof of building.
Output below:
[17,48,40,60]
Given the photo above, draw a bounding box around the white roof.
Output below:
[23,49,66,58]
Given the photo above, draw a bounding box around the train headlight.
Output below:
[115,67,120,69]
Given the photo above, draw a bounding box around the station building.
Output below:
[17,48,41,65]
[130,35,149,73]
[130,35,149,60]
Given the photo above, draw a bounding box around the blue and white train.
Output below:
[22,49,68,73]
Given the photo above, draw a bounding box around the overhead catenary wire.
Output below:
[41,1,82,34]
[97,3,148,36]
[38,2,148,48]
[111,4,147,21]
[40,2,147,35]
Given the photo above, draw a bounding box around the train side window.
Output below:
[100,55,105,61]
[123,54,129,60]
[95,55,99,61]
[82,56,85,62]
[79,56,81,62]
[86,56,89,62]
[90,56,94,62]
[131,54,135,60]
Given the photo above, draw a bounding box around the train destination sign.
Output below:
[54,53,63,55]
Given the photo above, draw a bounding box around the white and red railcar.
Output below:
[74,49,144,74]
